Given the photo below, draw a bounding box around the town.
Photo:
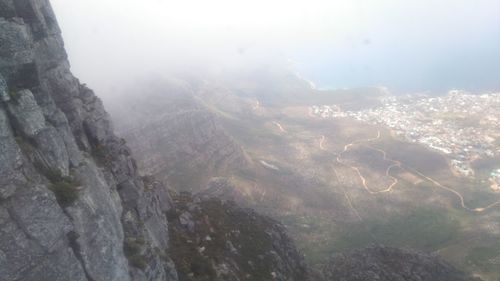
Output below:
[312,90,500,189]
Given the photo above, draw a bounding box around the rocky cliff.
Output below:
[0,0,177,280]
[0,1,306,281]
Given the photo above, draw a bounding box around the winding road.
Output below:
[367,145,402,193]
[322,131,500,213]
[335,131,400,194]
[271,111,500,213]
[404,166,500,213]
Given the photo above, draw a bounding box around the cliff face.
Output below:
[107,78,250,192]
[0,1,176,280]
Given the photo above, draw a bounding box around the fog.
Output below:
[51,0,500,94]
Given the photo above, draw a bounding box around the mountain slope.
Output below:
[0,1,484,281]
[322,246,480,281]
[0,1,307,281]
[0,1,177,280]
[168,192,309,281]
[107,78,250,191]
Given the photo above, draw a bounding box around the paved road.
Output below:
[325,131,500,213]
[405,166,500,213]
[335,131,399,194]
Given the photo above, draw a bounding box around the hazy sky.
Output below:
[51,0,500,93]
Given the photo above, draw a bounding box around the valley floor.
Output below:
[216,99,500,280]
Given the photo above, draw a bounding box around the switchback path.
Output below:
[328,131,500,213]
[335,131,401,194]
[366,145,402,193]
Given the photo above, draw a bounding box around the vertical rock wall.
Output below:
[0,1,177,280]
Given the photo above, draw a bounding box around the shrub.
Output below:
[128,255,148,270]
[8,89,21,101]
[124,237,148,270]
[91,145,111,166]
[49,177,80,207]
[35,163,81,207]
[166,208,179,221]
[190,256,216,278]
[14,136,34,153]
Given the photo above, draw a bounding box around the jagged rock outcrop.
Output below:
[0,1,177,280]
[167,192,309,281]
[321,246,480,281]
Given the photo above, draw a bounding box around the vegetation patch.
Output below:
[35,163,81,207]
[91,145,112,166]
[124,237,148,270]
[466,243,500,273]
[333,208,460,252]
[14,136,34,154]
[169,198,280,281]
[167,163,208,192]
[49,177,80,207]
[8,88,21,102]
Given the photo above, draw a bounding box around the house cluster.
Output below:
[311,105,344,118]
[312,90,500,178]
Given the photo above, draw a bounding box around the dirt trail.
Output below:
[367,145,402,193]
[405,166,500,213]
[332,167,363,221]
[336,131,399,194]
[327,131,500,213]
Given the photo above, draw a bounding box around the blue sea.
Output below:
[291,37,500,94]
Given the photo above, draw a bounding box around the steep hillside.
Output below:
[107,78,250,191]
[168,192,309,281]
